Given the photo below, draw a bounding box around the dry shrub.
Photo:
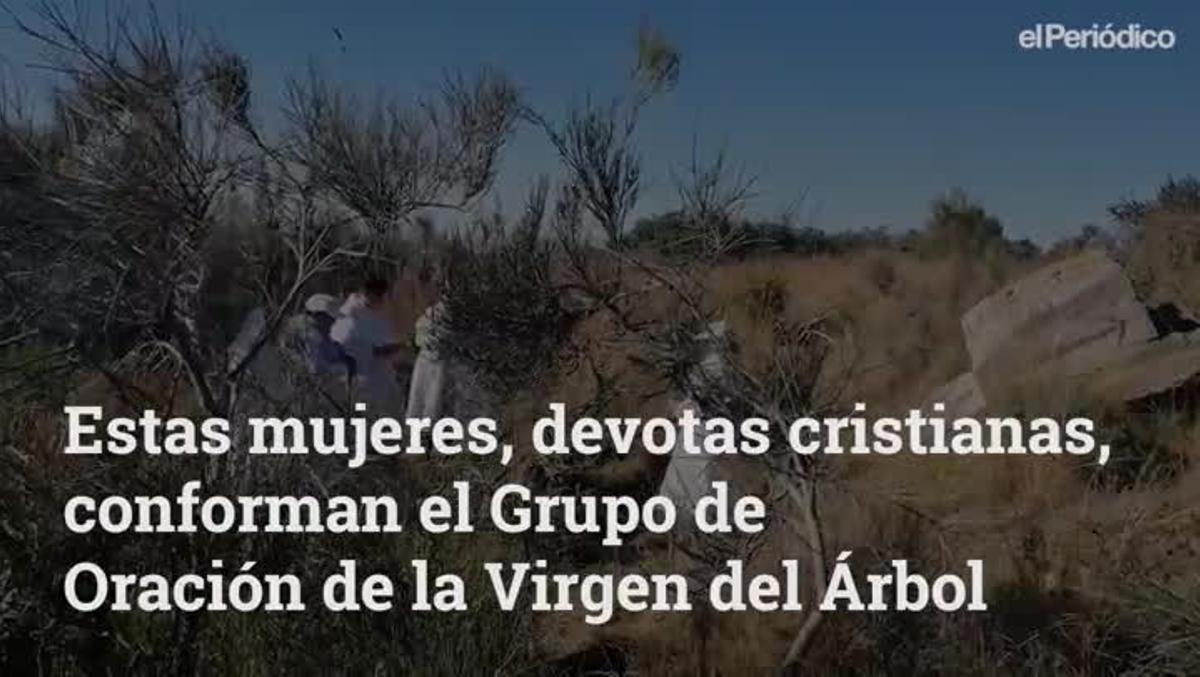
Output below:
[1126,211,1200,317]
[365,230,1200,676]
[706,248,1031,410]
[519,243,1197,675]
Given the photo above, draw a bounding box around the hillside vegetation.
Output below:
[2,5,1199,675]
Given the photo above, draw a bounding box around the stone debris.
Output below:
[962,250,1157,394]
[923,370,986,417]
[929,250,1200,410]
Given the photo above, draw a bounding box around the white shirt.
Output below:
[330,298,400,407]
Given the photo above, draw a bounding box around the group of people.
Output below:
[283,275,443,418]
[240,277,729,512]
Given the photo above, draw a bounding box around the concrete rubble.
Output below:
[928,249,1200,415]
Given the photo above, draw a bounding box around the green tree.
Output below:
[923,188,1005,256]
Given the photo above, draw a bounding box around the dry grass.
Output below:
[482,244,1200,674]
[5,237,1196,675]
[1127,212,1200,317]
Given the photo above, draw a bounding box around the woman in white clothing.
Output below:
[405,302,447,420]
[659,321,730,512]
[330,276,404,412]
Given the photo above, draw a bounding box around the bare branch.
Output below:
[285,68,519,235]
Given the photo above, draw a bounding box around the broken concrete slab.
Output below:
[926,250,1200,412]
[1080,329,1200,404]
[924,370,986,417]
[962,250,1158,400]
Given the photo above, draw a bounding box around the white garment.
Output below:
[659,321,730,512]
[413,304,440,356]
[339,293,367,317]
[658,398,715,513]
[406,351,445,419]
[228,307,266,372]
[405,303,447,419]
[331,300,401,410]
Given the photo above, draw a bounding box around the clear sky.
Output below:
[2,1,1197,243]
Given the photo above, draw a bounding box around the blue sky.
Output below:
[2,1,1197,243]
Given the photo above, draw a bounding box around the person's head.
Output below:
[304,294,338,333]
[363,274,390,307]
[308,311,335,333]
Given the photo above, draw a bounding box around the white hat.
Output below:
[304,294,339,316]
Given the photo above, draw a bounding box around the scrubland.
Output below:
[5,216,1200,677]
[2,5,1198,673]
[329,216,1200,675]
